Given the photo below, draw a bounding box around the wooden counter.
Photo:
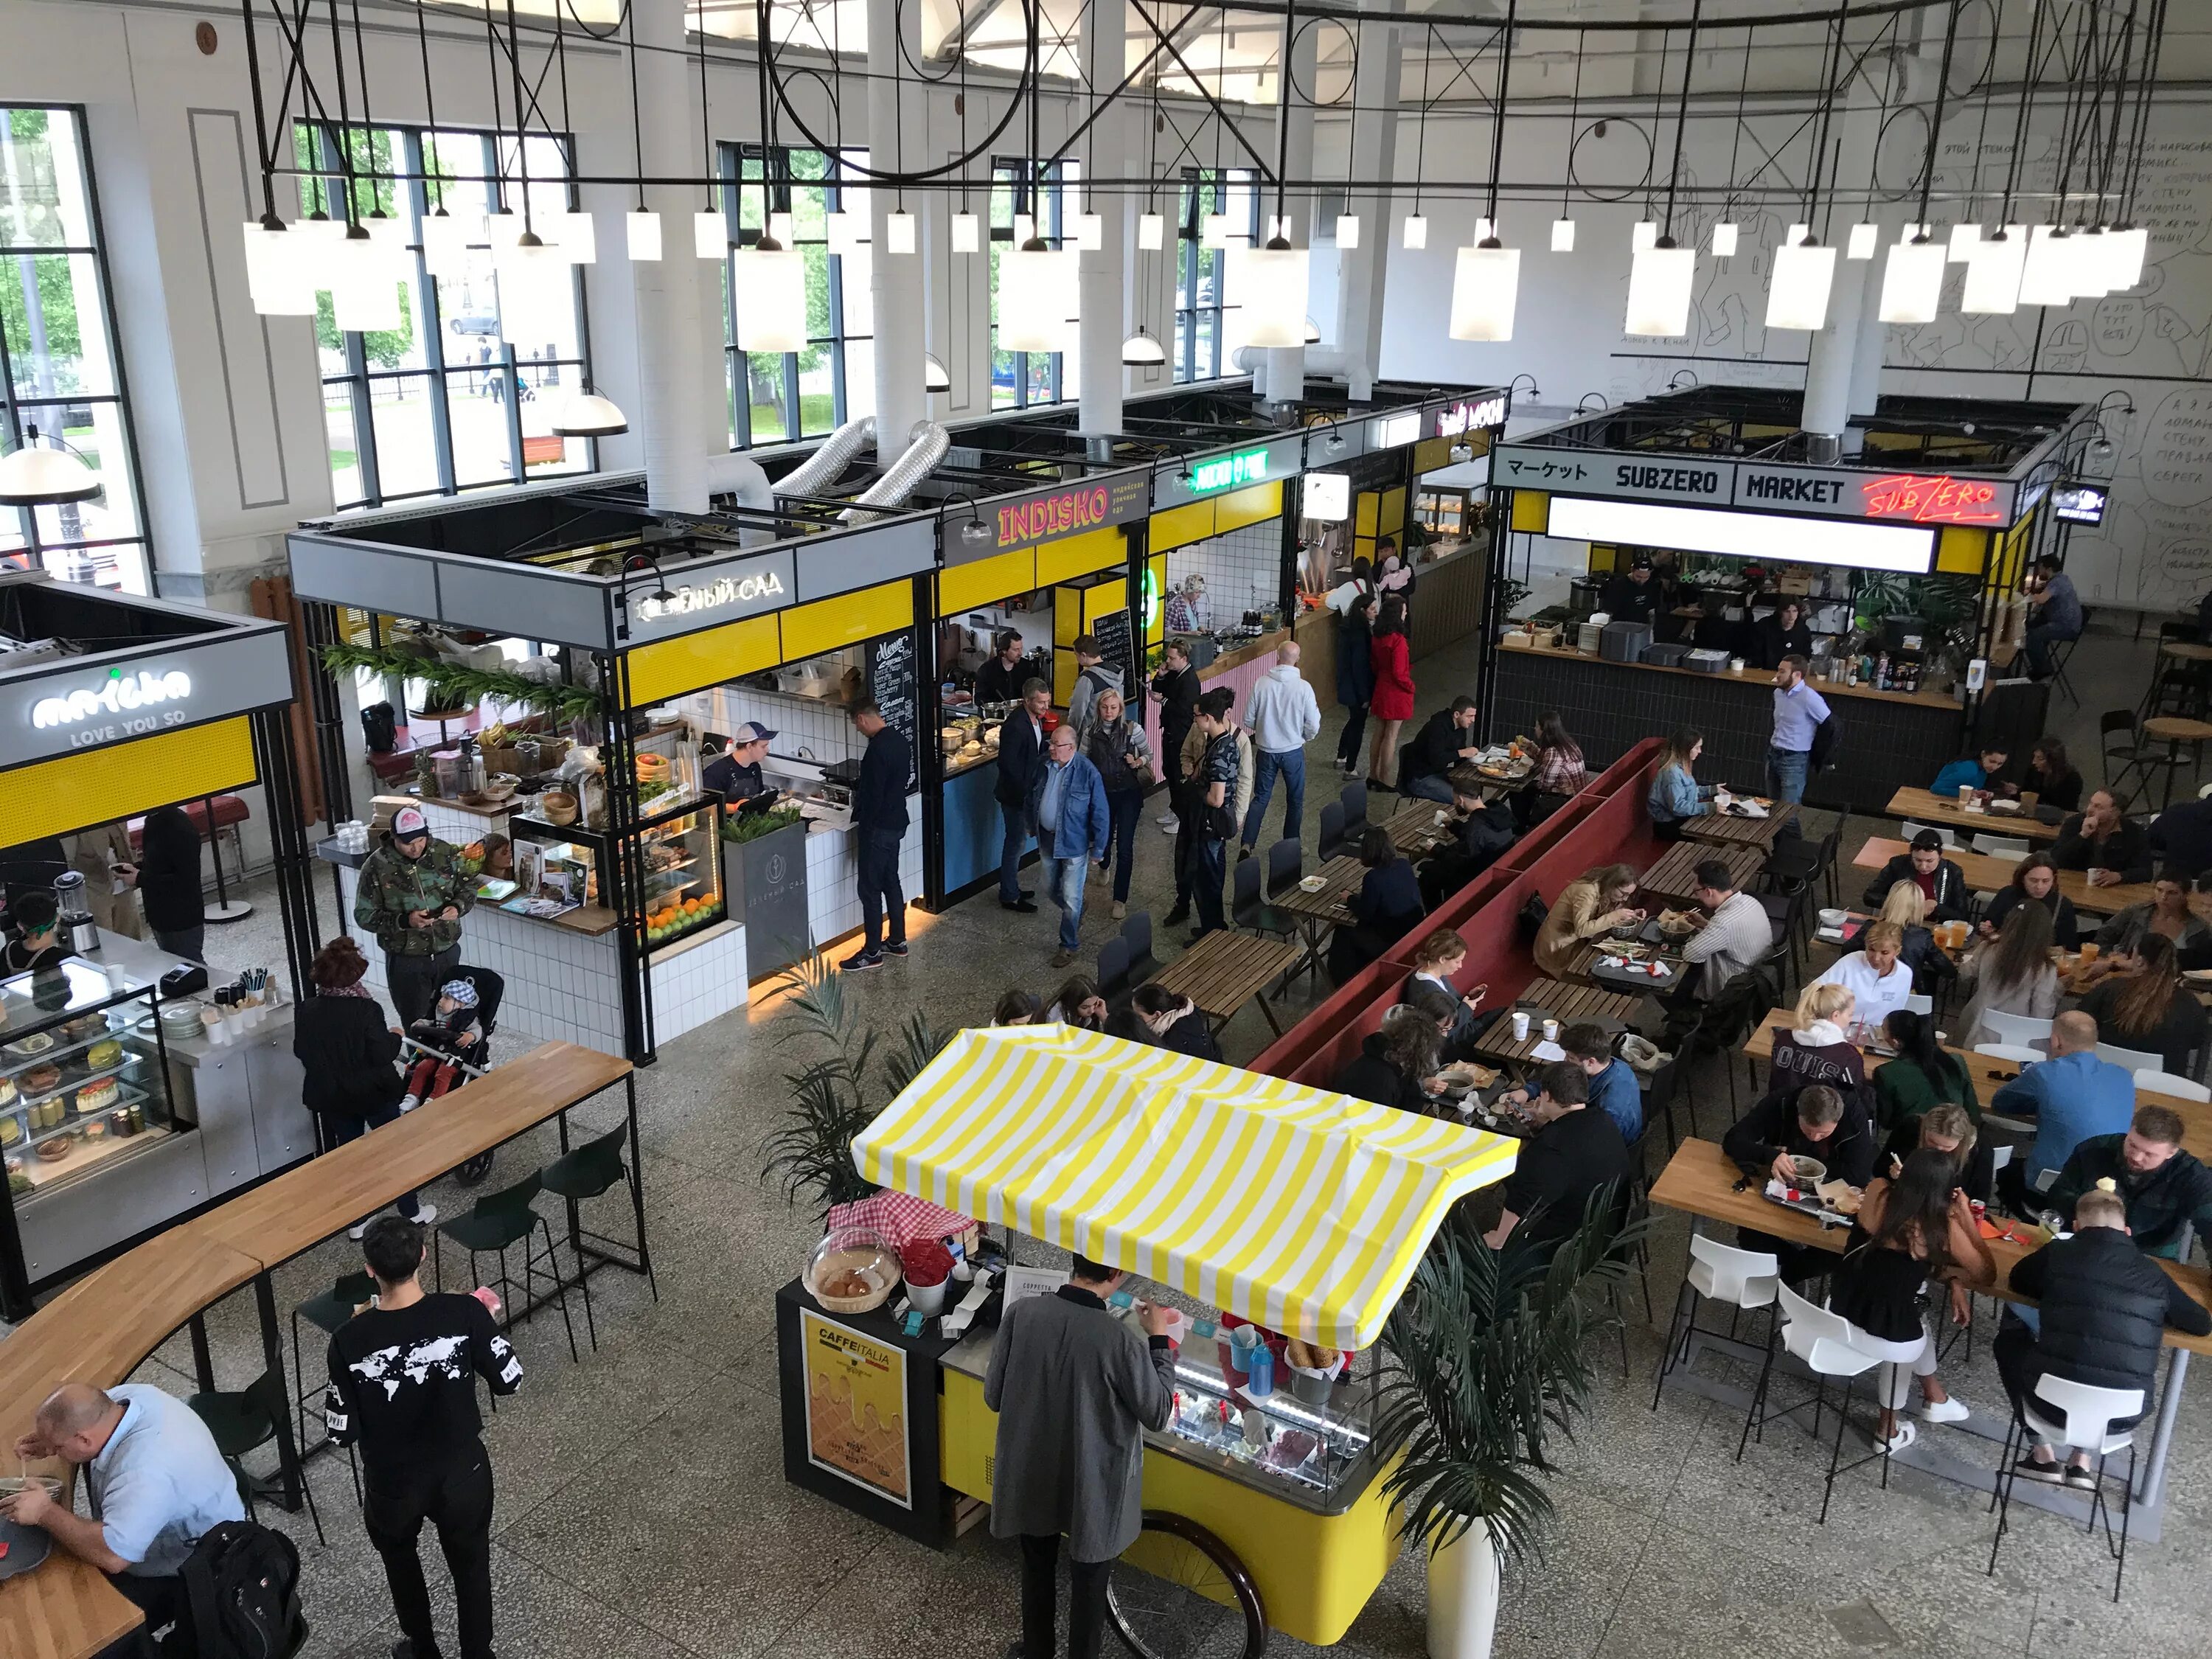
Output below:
[1497,637,1961,712]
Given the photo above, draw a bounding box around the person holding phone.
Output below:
[67,820,141,939]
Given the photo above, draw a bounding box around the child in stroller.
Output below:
[399,970,501,1110]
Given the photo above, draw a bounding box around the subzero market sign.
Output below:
[1490,445,2023,524]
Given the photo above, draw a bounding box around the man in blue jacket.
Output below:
[1027,722,1111,967]
[1990,1011,2137,1203]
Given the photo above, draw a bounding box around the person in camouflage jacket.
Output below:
[355,806,476,1026]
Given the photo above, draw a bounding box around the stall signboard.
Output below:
[965,472,1150,565]
[1493,445,2026,527]
[863,631,919,791]
[1434,394,1508,437]
[0,626,295,771]
[1489,445,1729,504]
[1153,432,1306,509]
[622,548,799,645]
[799,1309,912,1509]
[1548,493,1937,574]
[2052,480,2110,525]
[1304,470,1352,522]
[1090,605,1137,697]
[1369,411,1422,451]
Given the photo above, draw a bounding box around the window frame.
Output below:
[1173,166,1259,386]
[302,119,597,512]
[0,104,154,594]
[990,156,1074,411]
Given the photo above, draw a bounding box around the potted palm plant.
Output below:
[1373,1192,1646,1659]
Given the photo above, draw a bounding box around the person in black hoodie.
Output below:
[994,681,1052,911]
[2051,790,2154,886]
[1725,1082,1878,1283]
[1329,829,1427,984]
[1334,591,1378,776]
[1995,1186,2212,1484]
[2147,789,2212,884]
[1129,984,1222,1062]
[1860,829,1971,922]
[1416,765,1517,908]
[136,804,206,961]
[1747,598,1815,672]
[2046,1105,2212,1259]
[1151,641,1203,915]
[842,699,914,971]
[293,936,431,1233]
[1332,1004,1446,1112]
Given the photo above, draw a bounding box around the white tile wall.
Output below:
[649,921,750,1046]
[804,820,925,950]
[675,685,867,771]
[1167,516,1284,626]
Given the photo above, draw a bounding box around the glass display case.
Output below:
[633,793,727,950]
[503,817,608,921]
[1152,1322,1380,1514]
[1,957,180,1203]
[1414,485,1474,541]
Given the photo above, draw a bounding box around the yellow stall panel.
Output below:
[1149,500,1217,554]
[625,613,782,706]
[939,547,1039,614]
[1509,490,1550,532]
[1936,525,1989,577]
[781,580,914,660]
[5,718,257,844]
[1036,526,1127,586]
[1214,481,1283,535]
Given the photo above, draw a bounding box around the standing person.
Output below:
[136,803,206,961]
[994,681,1053,914]
[1240,640,1321,856]
[700,721,779,808]
[1767,653,1832,829]
[2023,554,2084,681]
[2051,789,2152,886]
[985,1253,1177,1659]
[841,699,913,972]
[975,629,1029,706]
[1,1382,246,1656]
[68,820,141,939]
[2149,787,2212,882]
[1978,854,2079,950]
[1748,598,1814,671]
[1335,590,1377,776]
[1989,1012,2136,1200]
[1366,595,1416,791]
[2,891,63,974]
[1062,634,1121,745]
[1187,689,1241,942]
[1027,723,1111,970]
[1375,537,1416,602]
[355,805,476,1030]
[1996,1186,2212,1486]
[1084,689,1152,922]
[1646,728,1717,838]
[326,1215,523,1659]
[1398,696,1483,804]
[295,936,434,1235]
[1601,556,1659,626]
[1150,639,1201,838]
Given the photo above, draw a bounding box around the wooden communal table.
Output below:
[1268,854,1368,979]
[1853,835,2153,917]
[1742,1007,2212,1156]
[0,1042,633,1659]
[1468,978,1646,1067]
[1678,807,1791,853]
[1150,929,1303,1037]
[1885,785,2064,843]
[1378,801,1456,857]
[1649,1137,2210,1541]
[1638,838,1764,909]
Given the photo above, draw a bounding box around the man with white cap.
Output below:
[355,804,476,1029]
[703,720,780,809]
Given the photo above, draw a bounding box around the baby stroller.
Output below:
[394,965,504,1186]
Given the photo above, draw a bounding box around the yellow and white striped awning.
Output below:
[852,1025,1520,1347]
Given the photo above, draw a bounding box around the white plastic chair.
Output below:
[1902,819,1958,848]
[1990,1374,2146,1600]
[1754,1284,1891,1523]
[2132,1068,2211,1101]
[1991,1144,2015,1175]
[2097,1042,2164,1075]
[1974,1042,2047,1066]
[1981,1010,2053,1051]
[1971,832,2032,860]
[1657,1237,1780,1430]
[1905,993,1933,1015]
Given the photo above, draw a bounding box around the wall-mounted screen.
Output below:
[1546,493,1938,575]
[2051,481,2109,526]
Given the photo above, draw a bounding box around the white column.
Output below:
[1333,7,1402,402]
[1261,12,1318,403]
[1800,77,1886,450]
[867,0,928,459]
[1078,0,1130,435]
[632,0,713,513]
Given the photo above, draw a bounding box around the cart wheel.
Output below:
[453,1151,494,1186]
[1107,1512,1267,1659]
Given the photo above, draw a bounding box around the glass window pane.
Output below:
[370,373,446,498]
[843,338,874,422]
[327,381,364,506]
[445,369,513,490]
[0,109,97,248]
[992,349,1017,409]
[743,354,788,442]
[1,251,113,398]
[28,398,138,543]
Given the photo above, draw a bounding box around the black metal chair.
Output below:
[1340,779,1369,833]
[290,1270,376,1501]
[541,1122,655,1352]
[1120,911,1161,986]
[1230,858,1297,941]
[1264,836,1303,897]
[435,1171,580,1365]
[1317,800,1348,862]
[2102,709,2183,810]
[189,1371,325,1546]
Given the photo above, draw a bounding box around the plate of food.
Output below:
[1298,874,1328,893]
[1655,909,1700,941]
[1436,1061,1498,1093]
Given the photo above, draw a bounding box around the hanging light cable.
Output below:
[1450,0,1521,341]
[1239,0,1311,348]
[1404,25,1433,248]
[1000,0,1075,352]
[2102,0,2164,290]
[239,0,315,316]
[1551,29,1582,252]
[1767,1,1846,331]
[734,0,806,349]
[693,4,726,257]
[1965,0,2048,313]
[1878,0,1961,324]
[1711,24,1752,256]
[1626,0,1698,337]
[623,0,661,259]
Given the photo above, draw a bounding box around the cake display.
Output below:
[4,1031,54,1060]
[84,1037,123,1071]
[74,1077,120,1115]
[21,1063,62,1099]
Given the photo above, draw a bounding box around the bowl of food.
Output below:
[1787,1155,1827,1186]
[1818,908,1848,929]
[1299,874,1328,893]
[806,1225,901,1314]
[1656,909,1699,942]
[0,1475,62,1503]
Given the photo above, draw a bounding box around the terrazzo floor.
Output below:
[38,621,2212,1659]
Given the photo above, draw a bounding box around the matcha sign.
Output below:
[1189,448,1270,494]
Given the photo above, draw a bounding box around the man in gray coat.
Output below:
[985,1254,1178,1659]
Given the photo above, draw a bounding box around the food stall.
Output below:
[287,479,934,1062]
[1482,386,2084,813]
[0,576,318,1318]
[775,1024,1519,1649]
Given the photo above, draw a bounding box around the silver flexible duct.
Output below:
[840,421,950,523]
[774,414,875,501]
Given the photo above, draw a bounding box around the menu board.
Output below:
[1090,606,1136,706]
[863,630,918,792]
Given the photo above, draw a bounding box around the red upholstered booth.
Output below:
[1251,740,1666,1090]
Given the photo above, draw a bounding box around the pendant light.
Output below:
[733,185,807,353]
[1708,30,1749,265]
[1239,238,1310,347]
[1766,236,1837,330]
[1447,2,1523,342]
[1961,225,2026,313]
[1201,213,1232,249]
[331,226,403,332]
[425,208,481,275]
[1550,32,1584,257]
[1711,223,1738,257]
[1335,214,1360,250]
[1947,223,1980,262]
[1121,327,1168,366]
[0,425,100,506]
[1846,222,1878,260]
[2068,226,2112,300]
[950,211,981,254]
[1551,219,1576,253]
[1000,234,1075,353]
[625,211,662,262]
[2102,225,2149,291]
[1402,215,1427,250]
[242,216,316,316]
[552,386,628,437]
[1632,220,1657,252]
[1403,26,1433,254]
[616,0,659,262]
[545,209,597,265]
[924,352,952,392]
[1071,211,1103,253]
[886,209,918,254]
[1624,1,1697,339]
[2016,223,2075,307]
[695,209,728,260]
[1877,232,1947,324]
[1304,318,1321,344]
[1137,212,1164,251]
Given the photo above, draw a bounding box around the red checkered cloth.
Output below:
[827,1189,978,1250]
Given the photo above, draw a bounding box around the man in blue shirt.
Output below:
[2025,555,2084,681]
[1767,653,1831,830]
[5,1381,246,1652]
[1026,723,1110,968]
[1989,1010,2136,1200]
[1930,745,2010,801]
[1561,1021,1642,1142]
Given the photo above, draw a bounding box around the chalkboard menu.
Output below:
[863,630,919,791]
[1090,606,1135,706]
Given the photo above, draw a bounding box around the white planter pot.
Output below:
[1426,1523,1500,1659]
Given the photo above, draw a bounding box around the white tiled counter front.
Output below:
[803,813,923,949]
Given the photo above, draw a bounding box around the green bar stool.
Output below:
[434,1171,580,1364]
[540,1122,656,1353]
[189,1371,326,1546]
[290,1270,377,1504]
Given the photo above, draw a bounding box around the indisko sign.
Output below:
[998,484,1114,549]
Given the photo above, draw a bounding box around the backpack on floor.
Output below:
[180,1519,306,1659]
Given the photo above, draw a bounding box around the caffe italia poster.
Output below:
[801,1310,912,1509]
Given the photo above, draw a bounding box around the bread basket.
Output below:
[806,1225,902,1313]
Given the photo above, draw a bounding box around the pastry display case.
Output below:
[632,793,728,950]
[509,791,728,953]
[1152,1324,1380,1514]
[1,957,179,1204]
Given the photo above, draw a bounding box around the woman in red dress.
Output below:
[1366,594,1416,789]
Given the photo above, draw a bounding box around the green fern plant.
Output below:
[758,952,949,1220]
[319,640,607,725]
[1373,1189,1648,1566]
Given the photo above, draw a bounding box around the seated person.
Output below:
[2088,874,2212,957]
[1601,557,1660,627]
[2149,790,2212,886]
[1873,882,1961,994]
[1559,1021,1641,1143]
[2046,1105,2212,1259]
[2075,931,2208,1074]
[700,720,780,807]
[1747,597,1814,672]
[1533,861,1644,980]
[1328,830,1427,984]
[399,976,486,1110]
[1725,1077,1879,1190]
[1046,975,1107,1032]
[2051,790,2153,886]
[1,888,63,975]
[1980,854,2079,951]
[1872,1008,1977,1131]
[2,1382,247,1649]
[1861,828,1970,922]
[1399,697,1484,805]
[1996,1186,2212,1484]
[1930,743,2011,802]
[1401,928,1488,1059]
[992,988,1043,1026]
[2023,553,2084,681]
[1758,982,1868,1111]
[1989,1011,2136,1200]
[1484,1062,1632,1251]
[1417,765,1517,906]
[1646,729,1717,839]
[2022,737,2084,815]
[1334,998,1450,1113]
[1677,859,1774,1002]
[1881,1101,1995,1206]
[1811,921,1918,1026]
[1130,984,1222,1062]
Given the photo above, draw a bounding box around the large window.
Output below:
[299,124,595,510]
[989,159,1077,410]
[0,108,150,594]
[718,145,874,448]
[1174,167,1259,384]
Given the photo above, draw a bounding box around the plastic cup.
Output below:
[1542,1019,1560,1042]
[1511,1011,1531,1040]
[1728,657,1747,674]
[2079,942,2100,964]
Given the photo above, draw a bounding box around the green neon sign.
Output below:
[1189,448,1271,495]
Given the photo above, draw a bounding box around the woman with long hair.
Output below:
[1830,1147,1995,1452]
[1978,852,2079,950]
[1873,1008,1975,1130]
[1366,594,1416,790]
[1083,687,1154,922]
[1333,996,1448,1111]
[1532,861,1644,979]
[1046,975,1107,1032]
[1882,1101,1994,1206]
[1521,709,1587,825]
[1646,728,1716,839]
[2088,873,2211,956]
[2079,931,2208,1073]
[2025,735,2084,813]
[1958,899,2059,1047]
[1335,590,1379,775]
